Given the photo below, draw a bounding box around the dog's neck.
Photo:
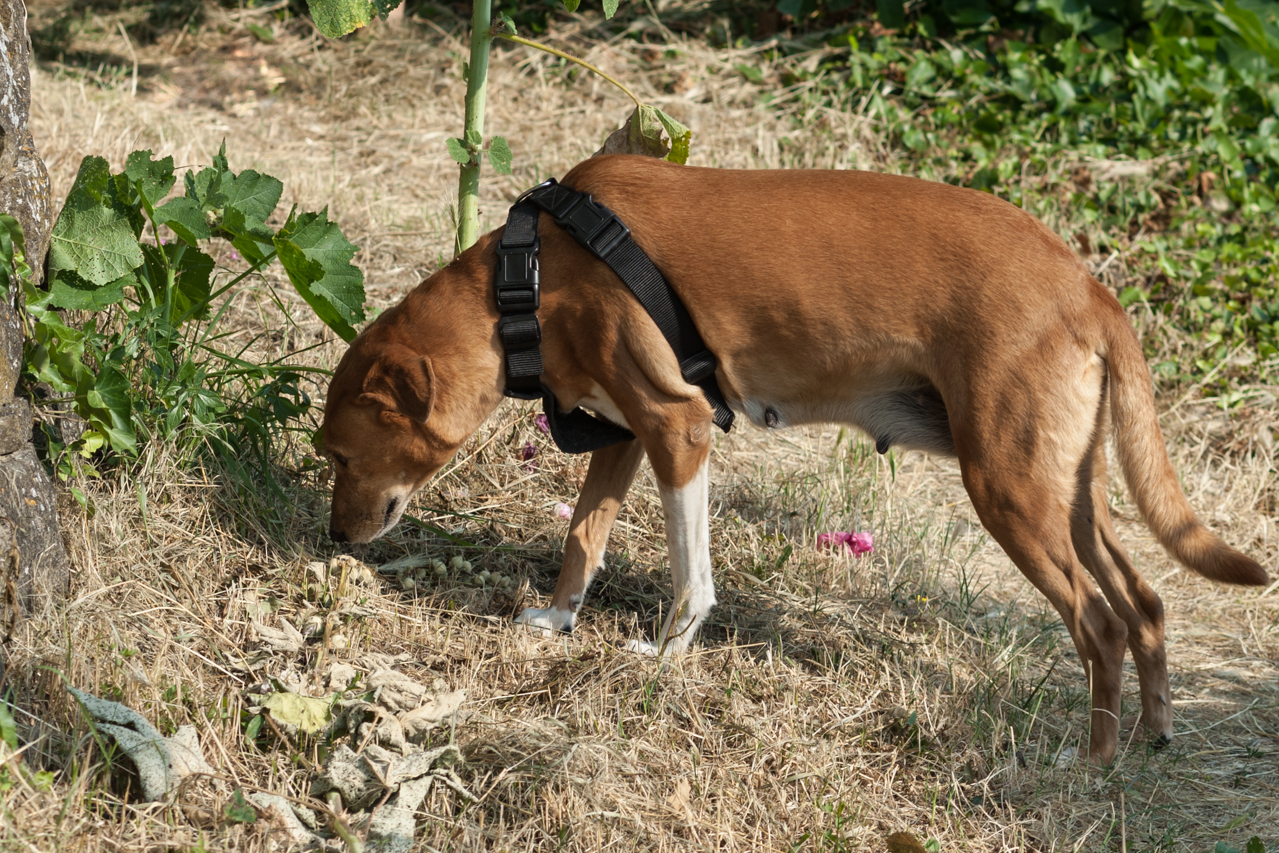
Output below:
[395,246,508,444]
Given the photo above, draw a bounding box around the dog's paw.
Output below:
[624,638,665,657]
[514,606,574,635]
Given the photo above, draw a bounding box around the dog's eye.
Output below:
[331,452,348,467]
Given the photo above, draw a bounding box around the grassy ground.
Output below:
[5,2,1279,850]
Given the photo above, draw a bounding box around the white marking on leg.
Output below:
[630,457,715,656]
[514,606,575,635]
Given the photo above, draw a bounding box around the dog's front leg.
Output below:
[515,439,645,634]
[628,422,715,657]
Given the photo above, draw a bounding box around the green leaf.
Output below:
[50,187,145,287]
[47,268,130,310]
[224,789,257,824]
[305,0,374,38]
[245,22,275,43]
[220,169,283,229]
[446,138,471,165]
[274,209,365,342]
[877,0,905,30]
[220,208,278,265]
[371,0,401,20]
[154,197,212,246]
[464,128,482,146]
[0,702,16,751]
[185,165,227,213]
[123,150,176,215]
[654,108,692,164]
[495,13,517,34]
[244,714,263,741]
[1245,838,1267,853]
[83,363,137,456]
[261,691,333,735]
[602,0,619,18]
[488,136,513,175]
[562,0,580,11]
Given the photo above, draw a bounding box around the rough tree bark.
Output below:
[0,0,69,626]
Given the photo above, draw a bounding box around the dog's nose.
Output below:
[329,526,348,543]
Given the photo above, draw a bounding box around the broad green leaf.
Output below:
[220,207,278,265]
[47,268,130,310]
[261,691,333,735]
[172,245,214,320]
[185,166,227,212]
[602,0,619,18]
[123,150,176,215]
[464,128,482,146]
[562,0,580,11]
[50,201,144,288]
[220,169,283,229]
[154,196,212,246]
[306,0,374,38]
[274,209,365,342]
[1245,838,1267,853]
[654,108,692,164]
[446,138,471,165]
[495,13,517,34]
[83,363,137,456]
[371,0,402,20]
[488,136,513,175]
[62,155,113,211]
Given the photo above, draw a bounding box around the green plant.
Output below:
[1,145,365,475]
[303,0,692,253]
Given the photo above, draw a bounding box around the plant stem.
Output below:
[497,33,643,108]
[455,0,494,256]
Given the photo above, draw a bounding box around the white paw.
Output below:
[514,607,573,635]
[1053,746,1079,769]
[625,638,661,657]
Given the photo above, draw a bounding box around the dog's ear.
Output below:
[359,346,435,423]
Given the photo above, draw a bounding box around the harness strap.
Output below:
[522,180,736,433]
[496,200,636,454]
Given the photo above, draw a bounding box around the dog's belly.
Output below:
[737,384,956,457]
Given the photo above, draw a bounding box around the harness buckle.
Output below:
[557,193,632,260]
[495,240,540,314]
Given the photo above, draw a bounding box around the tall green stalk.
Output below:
[456,0,493,255]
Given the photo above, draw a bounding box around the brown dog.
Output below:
[323,155,1266,764]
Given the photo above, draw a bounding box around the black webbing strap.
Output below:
[522,180,736,434]
[494,201,544,399]
[496,200,636,454]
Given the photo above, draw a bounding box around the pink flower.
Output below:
[817,531,874,556]
[520,442,538,470]
[534,414,550,434]
[554,502,573,519]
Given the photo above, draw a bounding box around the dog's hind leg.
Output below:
[1071,441,1172,746]
[515,439,645,634]
[965,457,1130,764]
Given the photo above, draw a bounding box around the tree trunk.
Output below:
[0,0,69,628]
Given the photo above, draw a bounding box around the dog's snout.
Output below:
[329,526,348,544]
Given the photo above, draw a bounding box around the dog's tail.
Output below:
[1104,296,1268,586]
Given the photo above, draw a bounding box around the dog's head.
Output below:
[322,288,502,543]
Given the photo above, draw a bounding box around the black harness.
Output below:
[495,178,735,454]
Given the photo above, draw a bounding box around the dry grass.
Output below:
[4,2,1279,850]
